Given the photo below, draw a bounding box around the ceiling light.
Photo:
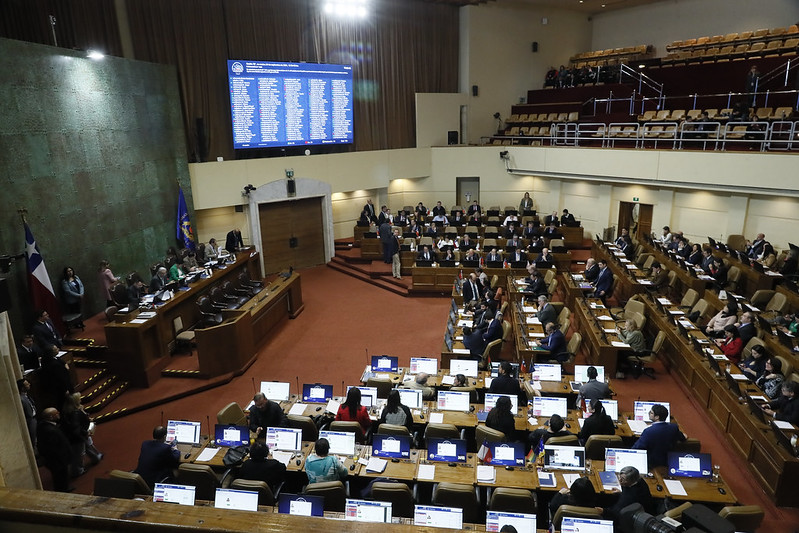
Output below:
[86,50,104,60]
[324,0,369,19]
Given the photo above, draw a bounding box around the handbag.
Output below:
[222,445,249,466]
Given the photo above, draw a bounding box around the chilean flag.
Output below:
[24,223,62,331]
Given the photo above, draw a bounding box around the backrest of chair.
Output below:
[692,299,710,320]
[775,355,793,379]
[548,278,558,296]
[172,316,185,335]
[488,487,537,513]
[558,307,571,322]
[366,378,395,399]
[491,274,500,289]
[230,479,275,506]
[501,320,512,342]
[287,414,319,442]
[667,270,677,288]
[727,266,741,283]
[377,423,411,437]
[625,298,646,317]
[559,316,571,334]
[432,482,478,523]
[304,480,346,512]
[549,238,565,248]
[630,311,646,331]
[329,421,365,443]
[680,288,699,308]
[109,469,152,495]
[177,463,219,501]
[217,402,247,426]
[718,505,764,532]
[673,438,701,453]
[584,435,623,460]
[371,482,414,518]
[766,292,788,313]
[642,255,655,270]
[475,425,505,449]
[651,330,666,354]
[483,338,503,367]
[742,336,765,360]
[546,434,579,446]
[104,306,119,321]
[552,505,603,529]
[424,423,460,442]
[111,283,128,306]
[566,332,582,355]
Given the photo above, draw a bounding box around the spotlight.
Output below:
[242,184,256,196]
[499,151,509,160]
[87,50,104,60]
[493,112,501,119]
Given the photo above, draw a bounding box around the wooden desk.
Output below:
[590,241,647,304]
[475,463,539,490]
[572,298,624,376]
[359,447,421,481]
[416,451,477,483]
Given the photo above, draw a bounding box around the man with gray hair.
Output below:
[150,266,169,292]
[402,372,435,400]
[536,295,557,328]
[600,466,653,521]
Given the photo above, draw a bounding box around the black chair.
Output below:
[197,296,223,326]
[210,286,239,310]
[223,281,250,307]
[238,271,263,294]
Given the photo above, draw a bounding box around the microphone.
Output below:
[342,380,345,397]
[251,377,257,393]
[160,410,164,426]
[296,376,300,398]
[365,347,369,367]
[205,415,210,440]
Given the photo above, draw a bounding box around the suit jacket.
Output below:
[249,400,289,435]
[560,213,576,225]
[540,329,566,360]
[417,250,437,262]
[577,379,610,404]
[738,323,756,347]
[150,274,168,293]
[378,212,393,226]
[462,279,481,302]
[466,204,482,216]
[364,203,377,221]
[544,215,560,226]
[523,227,541,239]
[487,252,501,262]
[604,479,653,520]
[225,230,243,253]
[511,251,524,262]
[488,373,526,404]
[594,267,613,296]
[632,421,685,468]
[537,303,557,328]
[238,458,287,491]
[687,250,703,265]
[37,421,71,468]
[584,263,599,282]
[32,319,62,350]
[378,222,392,242]
[535,252,554,263]
[18,343,42,370]
[432,205,447,217]
[135,439,181,487]
[747,239,766,259]
[578,412,615,442]
[543,227,561,238]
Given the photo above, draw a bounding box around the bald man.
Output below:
[37,408,72,492]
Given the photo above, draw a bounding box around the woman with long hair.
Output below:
[61,266,84,326]
[378,389,413,432]
[61,392,102,477]
[97,260,119,307]
[335,387,372,433]
[485,395,516,441]
[578,399,615,444]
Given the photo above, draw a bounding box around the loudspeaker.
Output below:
[472,85,478,97]
[287,178,296,197]
[234,205,244,213]
[447,131,458,145]
[0,278,10,313]
[532,41,538,53]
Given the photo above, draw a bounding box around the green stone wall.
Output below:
[0,38,192,335]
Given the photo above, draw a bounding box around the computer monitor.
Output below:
[319,430,356,456]
[346,386,378,408]
[165,420,201,445]
[450,359,479,378]
[724,370,742,397]
[345,499,392,523]
[414,505,463,530]
[278,493,325,517]
[427,437,467,463]
[302,383,334,403]
[484,393,519,413]
[531,396,568,418]
[531,363,562,381]
[543,445,586,471]
[666,452,712,478]
[485,511,536,533]
[587,399,618,421]
[265,427,303,452]
[604,448,649,474]
[409,357,438,375]
[633,401,671,423]
[560,517,615,533]
[153,483,196,506]
[371,434,412,459]
[436,390,471,411]
[213,424,250,447]
[486,441,525,467]
[398,388,423,409]
[745,393,767,424]
[573,365,605,383]
[260,381,291,402]
[214,488,259,512]
[371,355,399,372]
[490,361,520,378]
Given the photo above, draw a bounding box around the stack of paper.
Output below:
[366,457,387,473]
[272,451,293,466]
[428,412,444,424]
[477,465,496,483]
[289,403,308,415]
[417,464,436,480]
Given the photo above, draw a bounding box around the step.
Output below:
[81,373,118,403]
[84,378,129,414]
[327,260,409,296]
[161,368,204,379]
[330,255,391,277]
[76,368,108,394]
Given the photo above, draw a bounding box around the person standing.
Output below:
[17,334,43,371]
[37,408,73,492]
[391,229,402,280]
[519,192,533,212]
[225,228,243,254]
[32,310,62,351]
[632,404,685,469]
[18,378,37,448]
[378,218,393,264]
[98,260,120,307]
[61,267,84,326]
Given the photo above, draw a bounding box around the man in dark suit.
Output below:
[593,259,613,303]
[737,311,757,347]
[536,322,566,361]
[543,223,561,239]
[449,211,466,226]
[536,295,557,327]
[431,201,447,218]
[32,310,62,350]
[560,209,576,226]
[394,210,407,226]
[37,408,73,491]
[535,248,554,264]
[225,228,243,254]
[619,237,634,259]
[378,219,393,264]
[466,200,482,219]
[18,334,43,370]
[363,199,377,222]
[462,273,482,304]
[237,442,287,492]
[486,248,501,263]
[510,248,525,263]
[377,206,393,225]
[249,393,289,438]
[700,248,715,273]
[134,426,181,488]
[632,404,685,469]
[150,266,169,293]
[615,228,630,248]
[463,311,503,358]
[544,211,560,226]
[583,258,599,282]
[600,466,654,521]
[416,246,437,263]
[459,234,476,251]
[18,378,37,447]
[488,361,526,405]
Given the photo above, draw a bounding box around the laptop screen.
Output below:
[346,386,378,408]
[409,357,438,375]
[573,365,605,383]
[214,488,259,512]
[214,424,250,447]
[531,363,562,381]
[302,383,334,403]
[319,430,356,456]
[372,434,412,459]
[345,499,392,523]
[484,393,519,413]
[667,452,712,478]
[260,381,291,402]
[449,359,479,377]
[398,388,423,409]
[278,493,325,517]
[427,437,467,463]
[166,420,201,445]
[414,505,463,530]
[371,355,399,372]
[543,445,586,471]
[265,427,302,452]
[437,390,471,411]
[487,442,525,466]
[633,401,671,422]
[486,511,536,533]
[561,517,615,533]
[153,483,196,506]
[604,448,649,474]
[531,396,568,418]
[584,399,618,421]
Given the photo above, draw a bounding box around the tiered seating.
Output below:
[570,44,652,67]
[662,24,799,66]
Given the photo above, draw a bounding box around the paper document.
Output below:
[774,420,795,430]
[452,348,471,354]
[537,470,556,488]
[658,298,672,304]
[611,341,631,347]
[271,451,293,466]
[326,400,341,415]
[417,464,436,480]
[596,315,613,321]
[457,320,471,327]
[429,412,444,424]
[731,373,749,381]
[477,465,496,483]
[638,279,653,285]
[562,474,581,488]
[522,306,536,313]
[366,457,388,473]
[663,479,688,496]
[669,310,685,315]
[529,332,545,338]
[531,381,542,390]
[289,403,308,416]
[196,447,221,462]
[526,317,541,324]
[627,420,649,434]
[441,375,455,385]
[603,328,616,333]
[484,377,493,388]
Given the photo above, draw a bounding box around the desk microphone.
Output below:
[296,376,300,396]
[205,415,211,440]
[251,377,257,393]
[160,410,164,426]
[342,380,345,396]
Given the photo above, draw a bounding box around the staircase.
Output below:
[69,342,129,417]
[328,241,411,296]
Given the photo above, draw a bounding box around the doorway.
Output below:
[618,201,653,239]
[258,197,325,273]
[456,177,480,210]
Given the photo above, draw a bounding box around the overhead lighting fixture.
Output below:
[324,0,368,19]
[86,49,104,60]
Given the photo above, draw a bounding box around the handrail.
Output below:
[759,59,799,90]
[619,63,664,100]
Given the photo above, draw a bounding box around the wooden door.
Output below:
[258,197,325,273]
[456,177,480,209]
[618,201,653,239]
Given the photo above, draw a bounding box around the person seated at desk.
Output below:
[402,372,435,401]
[463,311,504,359]
[536,295,557,327]
[709,258,728,288]
[407,218,421,236]
[503,213,518,227]
[631,404,685,469]
[523,221,540,240]
[583,258,599,282]
[169,259,188,282]
[560,209,576,226]
[736,311,757,347]
[535,322,566,361]
[529,414,573,451]
[432,201,447,218]
[485,248,502,263]
[704,301,738,337]
[686,243,703,265]
[461,249,480,265]
[485,396,518,441]
[762,382,799,425]
[739,344,768,381]
[544,211,559,227]
[524,269,547,297]
[379,389,414,432]
[449,210,466,226]
[647,262,668,293]
[700,248,715,273]
[336,387,372,434]
[746,233,767,259]
[204,239,218,261]
[505,224,519,239]
[466,200,482,219]
[780,250,798,278]
[452,374,468,387]
[432,212,448,225]
[535,248,554,264]
[542,223,561,239]
[675,238,691,259]
[659,226,673,246]
[17,334,43,371]
[150,267,169,293]
[249,393,288,439]
[578,399,616,444]
[600,466,654,523]
[414,202,428,220]
[436,236,455,252]
[237,442,286,492]
[459,234,477,251]
[425,224,439,239]
[359,208,373,225]
[576,366,610,406]
[714,324,743,365]
[488,361,526,405]
[549,476,597,519]
[182,250,200,271]
[508,247,526,264]
[305,438,348,484]
[618,237,635,259]
[441,249,456,263]
[756,358,785,399]
[617,318,646,353]
[134,426,180,488]
[394,210,408,227]
[614,228,630,248]
[416,246,437,263]
[527,236,544,252]
[776,313,798,335]
[127,279,146,305]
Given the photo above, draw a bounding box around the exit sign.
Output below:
[633,197,639,202]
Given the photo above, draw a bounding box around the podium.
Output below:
[195,310,255,378]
